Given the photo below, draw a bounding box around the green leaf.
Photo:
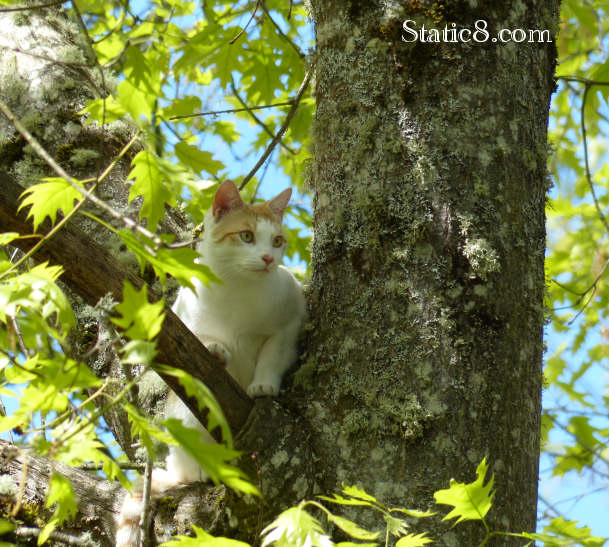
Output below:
[19,178,82,231]
[80,96,126,125]
[318,493,376,508]
[522,516,607,546]
[0,232,19,245]
[159,524,251,546]
[124,401,174,457]
[39,473,77,545]
[391,508,436,518]
[128,150,184,230]
[325,514,379,541]
[0,519,15,535]
[111,281,165,341]
[433,458,495,525]
[395,533,433,547]
[384,515,409,538]
[0,262,75,335]
[261,504,333,547]
[163,419,259,497]
[117,229,216,289]
[116,79,155,123]
[156,364,232,446]
[341,485,383,506]
[120,339,158,365]
[175,142,224,176]
[123,46,163,97]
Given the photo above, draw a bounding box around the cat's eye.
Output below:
[240,231,255,244]
[272,235,285,248]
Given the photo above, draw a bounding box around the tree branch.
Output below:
[0,440,121,547]
[230,76,296,155]
[0,171,253,436]
[238,68,311,190]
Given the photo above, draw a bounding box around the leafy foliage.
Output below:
[543,0,609,535]
[19,178,83,231]
[39,473,78,545]
[0,0,312,542]
[112,281,165,341]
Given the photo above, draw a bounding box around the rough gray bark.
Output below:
[301,1,558,544]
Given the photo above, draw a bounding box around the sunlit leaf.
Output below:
[111,281,165,341]
[261,504,333,547]
[160,524,251,546]
[19,178,82,231]
[434,458,494,525]
[395,533,433,547]
[38,473,77,545]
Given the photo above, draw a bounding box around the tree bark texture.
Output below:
[303,1,558,544]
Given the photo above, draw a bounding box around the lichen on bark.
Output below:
[302,0,558,543]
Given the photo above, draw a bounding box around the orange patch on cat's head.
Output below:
[209,181,292,241]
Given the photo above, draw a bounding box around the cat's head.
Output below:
[201,180,291,281]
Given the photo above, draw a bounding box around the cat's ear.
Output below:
[212,180,244,220]
[267,188,292,219]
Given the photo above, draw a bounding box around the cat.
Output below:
[116,180,306,547]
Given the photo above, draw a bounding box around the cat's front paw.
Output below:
[205,341,231,366]
[247,383,278,397]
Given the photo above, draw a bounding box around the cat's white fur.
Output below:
[116,181,305,547]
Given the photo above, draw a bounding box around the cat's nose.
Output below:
[262,254,274,266]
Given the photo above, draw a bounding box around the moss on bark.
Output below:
[302,0,558,543]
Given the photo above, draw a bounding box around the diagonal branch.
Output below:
[238,68,311,190]
[230,76,296,155]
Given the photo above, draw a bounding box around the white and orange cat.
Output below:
[116,181,305,547]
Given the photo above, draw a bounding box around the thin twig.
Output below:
[14,526,89,546]
[0,98,161,247]
[168,100,294,121]
[0,348,44,379]
[70,0,110,139]
[261,1,305,60]
[10,316,29,358]
[549,76,609,321]
[11,457,28,517]
[547,414,609,475]
[238,68,311,190]
[167,238,203,249]
[557,75,609,87]
[229,0,261,44]
[580,84,609,235]
[139,455,153,547]
[230,76,296,154]
[3,46,92,69]
[78,461,145,471]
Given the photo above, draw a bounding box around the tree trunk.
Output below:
[302,1,558,543]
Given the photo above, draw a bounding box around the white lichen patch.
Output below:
[0,474,17,496]
[270,450,289,468]
[291,476,309,500]
[462,238,500,281]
